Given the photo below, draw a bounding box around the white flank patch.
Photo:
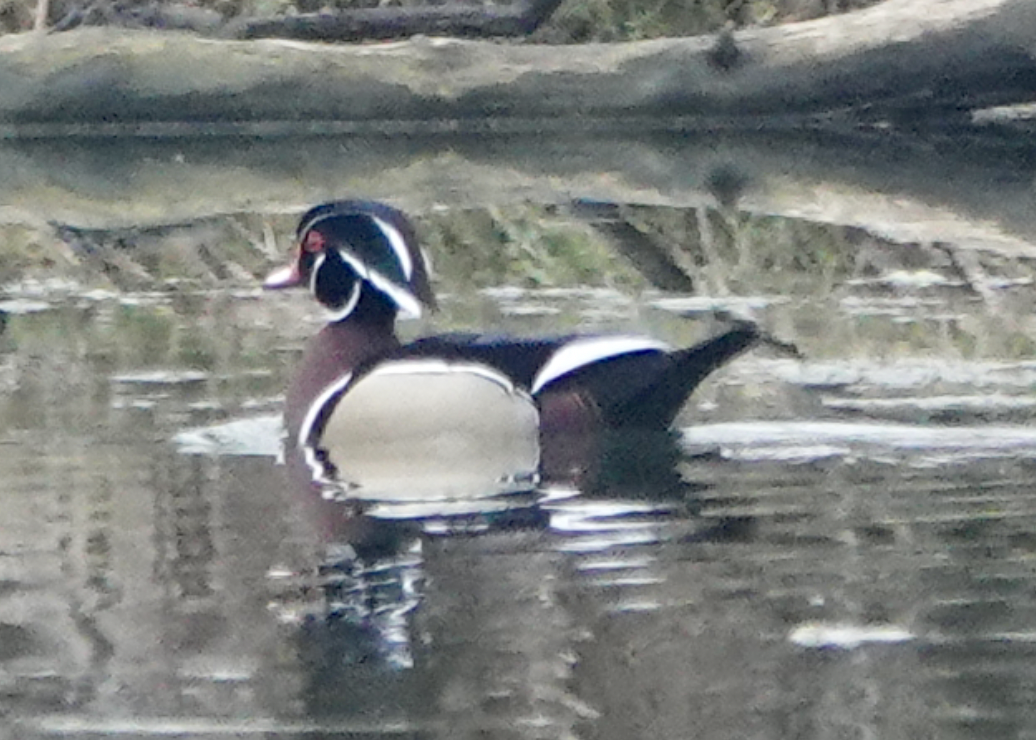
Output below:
[531,336,670,394]
[371,214,414,279]
[789,621,914,650]
[298,360,527,485]
[309,359,539,499]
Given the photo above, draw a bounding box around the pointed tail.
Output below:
[612,323,761,429]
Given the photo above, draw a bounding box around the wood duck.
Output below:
[265,200,760,499]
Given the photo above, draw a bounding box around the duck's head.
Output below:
[264,201,437,321]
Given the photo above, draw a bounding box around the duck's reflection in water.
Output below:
[272,423,702,685]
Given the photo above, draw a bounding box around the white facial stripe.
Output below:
[311,248,421,319]
[371,215,414,279]
[531,336,671,394]
[337,248,422,318]
[366,271,423,318]
[298,212,332,239]
[336,250,370,280]
[300,208,415,281]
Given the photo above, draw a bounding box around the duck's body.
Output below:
[385,327,758,430]
[267,200,759,494]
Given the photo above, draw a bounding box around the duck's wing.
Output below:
[400,333,562,389]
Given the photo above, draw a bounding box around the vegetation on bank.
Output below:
[4,204,1036,411]
[0,0,882,41]
[0,205,863,296]
[3,201,1036,439]
[5,201,1034,327]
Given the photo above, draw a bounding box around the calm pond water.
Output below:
[5,201,1036,740]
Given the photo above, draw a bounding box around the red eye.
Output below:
[302,230,326,253]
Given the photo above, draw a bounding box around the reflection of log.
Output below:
[3,130,1035,259]
[574,202,696,293]
[0,0,1034,134]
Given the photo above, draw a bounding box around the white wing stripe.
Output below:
[531,336,670,394]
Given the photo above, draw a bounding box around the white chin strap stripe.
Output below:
[371,215,414,280]
[309,252,326,295]
[311,252,362,322]
[531,336,671,394]
[323,281,362,322]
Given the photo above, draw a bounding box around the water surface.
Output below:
[4,203,1036,739]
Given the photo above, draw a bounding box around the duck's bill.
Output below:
[263,262,303,289]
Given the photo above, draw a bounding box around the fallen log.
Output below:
[224,0,567,41]
[0,0,1032,135]
[49,0,565,42]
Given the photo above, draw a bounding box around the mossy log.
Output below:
[0,0,1034,257]
[0,0,1033,135]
